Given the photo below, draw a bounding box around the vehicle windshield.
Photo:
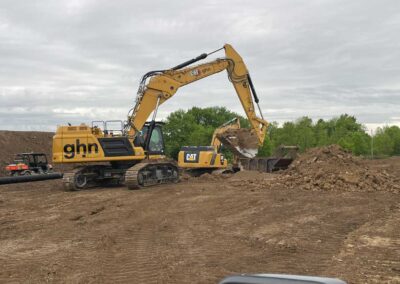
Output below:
[36,155,47,163]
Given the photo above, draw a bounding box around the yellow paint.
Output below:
[177,150,228,169]
[52,125,160,163]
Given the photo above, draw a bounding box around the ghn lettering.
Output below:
[63,139,99,159]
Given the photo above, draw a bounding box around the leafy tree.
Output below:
[373,126,397,156]
[295,116,316,151]
[385,126,400,155]
[163,107,398,160]
[314,119,330,146]
[270,121,297,149]
[258,137,273,157]
[350,132,370,155]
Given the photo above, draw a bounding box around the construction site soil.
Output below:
[0,131,399,283]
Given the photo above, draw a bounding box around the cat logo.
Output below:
[184,152,199,163]
[186,153,197,161]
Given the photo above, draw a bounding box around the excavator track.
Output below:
[125,160,179,190]
[62,168,87,191]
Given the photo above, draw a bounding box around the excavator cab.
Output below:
[134,122,166,155]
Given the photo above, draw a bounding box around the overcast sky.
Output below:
[0,0,399,132]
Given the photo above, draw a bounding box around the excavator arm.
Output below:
[127,58,229,136]
[127,44,269,146]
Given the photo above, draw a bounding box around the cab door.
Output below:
[147,126,166,155]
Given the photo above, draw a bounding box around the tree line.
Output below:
[163,107,400,159]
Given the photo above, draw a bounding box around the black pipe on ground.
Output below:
[0,173,63,185]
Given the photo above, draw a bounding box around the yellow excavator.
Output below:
[178,115,299,175]
[178,117,242,175]
[52,44,268,190]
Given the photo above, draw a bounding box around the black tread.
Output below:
[125,160,179,190]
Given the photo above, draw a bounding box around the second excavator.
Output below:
[177,117,241,176]
[52,44,268,190]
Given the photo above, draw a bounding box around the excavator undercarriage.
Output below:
[62,160,179,191]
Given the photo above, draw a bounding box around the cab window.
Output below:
[36,155,47,164]
[149,127,164,153]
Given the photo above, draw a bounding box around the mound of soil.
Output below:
[0,131,54,176]
[230,170,271,181]
[279,145,400,193]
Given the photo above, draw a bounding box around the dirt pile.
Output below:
[217,128,259,158]
[0,131,54,176]
[279,145,400,193]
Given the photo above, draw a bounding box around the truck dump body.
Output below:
[238,157,294,172]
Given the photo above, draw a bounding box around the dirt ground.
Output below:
[0,133,399,283]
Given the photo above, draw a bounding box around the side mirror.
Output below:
[219,274,346,284]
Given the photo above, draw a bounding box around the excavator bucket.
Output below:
[216,128,259,158]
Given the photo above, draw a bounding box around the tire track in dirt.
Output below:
[0,184,165,283]
[100,229,161,283]
[328,205,400,283]
[85,186,181,283]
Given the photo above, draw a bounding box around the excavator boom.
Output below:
[127,44,268,148]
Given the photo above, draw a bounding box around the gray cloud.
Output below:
[0,0,399,132]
